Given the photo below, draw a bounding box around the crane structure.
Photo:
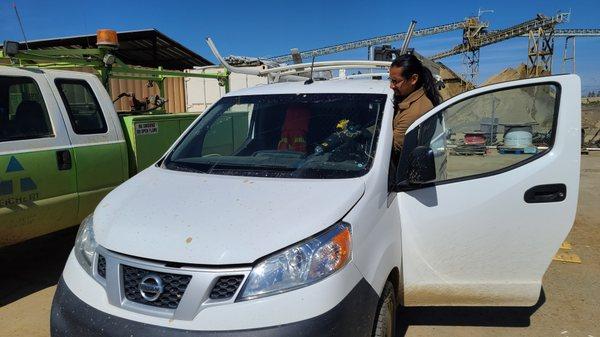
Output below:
[263,12,599,85]
[430,13,570,60]
[268,21,468,64]
[430,13,571,81]
[527,26,556,78]
[555,29,600,75]
[459,16,490,83]
[554,28,600,37]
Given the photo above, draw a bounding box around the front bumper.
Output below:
[51,276,379,337]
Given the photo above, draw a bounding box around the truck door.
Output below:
[396,75,580,306]
[45,72,128,222]
[0,69,78,247]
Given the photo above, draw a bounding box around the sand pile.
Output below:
[483,64,551,86]
[445,84,556,137]
[582,104,600,144]
[482,64,528,86]
[437,63,474,100]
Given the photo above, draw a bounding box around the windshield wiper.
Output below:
[164,161,206,173]
[209,163,296,172]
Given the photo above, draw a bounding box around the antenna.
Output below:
[12,2,29,50]
[304,53,316,85]
[477,8,494,20]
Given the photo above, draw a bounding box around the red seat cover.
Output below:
[278,106,311,152]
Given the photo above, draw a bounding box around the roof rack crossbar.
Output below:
[206,37,392,81]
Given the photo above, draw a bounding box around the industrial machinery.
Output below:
[268,20,468,64]
[262,11,599,84]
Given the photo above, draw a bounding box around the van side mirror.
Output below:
[392,146,437,191]
[407,146,436,185]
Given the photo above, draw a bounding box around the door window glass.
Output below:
[0,76,53,142]
[410,83,559,182]
[55,79,107,134]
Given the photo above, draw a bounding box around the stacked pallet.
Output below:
[451,144,487,156]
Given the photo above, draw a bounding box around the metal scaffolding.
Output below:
[553,28,600,37]
[527,26,555,77]
[259,11,598,84]
[460,17,489,82]
[430,13,570,60]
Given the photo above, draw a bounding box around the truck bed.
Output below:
[119,113,200,175]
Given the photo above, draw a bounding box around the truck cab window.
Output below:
[55,79,108,134]
[0,76,53,142]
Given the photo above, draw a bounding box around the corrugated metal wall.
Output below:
[70,67,186,113]
[109,76,186,113]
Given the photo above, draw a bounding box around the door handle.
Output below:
[524,184,566,203]
[56,150,72,171]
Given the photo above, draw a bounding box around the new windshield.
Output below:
[163,93,386,179]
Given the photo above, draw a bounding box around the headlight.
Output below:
[74,214,97,275]
[239,222,351,300]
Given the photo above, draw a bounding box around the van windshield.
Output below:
[163,94,386,179]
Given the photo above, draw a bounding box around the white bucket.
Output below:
[504,130,533,148]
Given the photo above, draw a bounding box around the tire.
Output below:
[372,280,397,337]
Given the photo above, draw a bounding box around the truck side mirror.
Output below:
[406,146,437,185]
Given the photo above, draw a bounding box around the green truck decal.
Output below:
[0,148,78,246]
[0,156,39,206]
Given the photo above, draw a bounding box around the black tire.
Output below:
[372,280,397,337]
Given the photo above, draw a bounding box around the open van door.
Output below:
[396,75,580,306]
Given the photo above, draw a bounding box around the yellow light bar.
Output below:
[96,29,118,47]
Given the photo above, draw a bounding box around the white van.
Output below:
[51,74,580,337]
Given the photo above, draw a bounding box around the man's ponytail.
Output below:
[391,54,442,106]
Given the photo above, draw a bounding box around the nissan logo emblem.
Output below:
[139,274,164,302]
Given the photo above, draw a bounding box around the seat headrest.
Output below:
[281,105,311,134]
[15,100,49,134]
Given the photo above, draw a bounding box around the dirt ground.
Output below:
[1,154,599,337]
[582,104,600,146]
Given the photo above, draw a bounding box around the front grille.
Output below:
[210,275,244,300]
[122,265,191,309]
[97,255,106,278]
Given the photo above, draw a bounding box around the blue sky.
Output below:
[1,0,599,93]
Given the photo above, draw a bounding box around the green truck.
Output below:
[0,66,205,246]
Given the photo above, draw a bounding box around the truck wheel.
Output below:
[372,280,397,337]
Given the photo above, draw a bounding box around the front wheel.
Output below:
[372,280,397,337]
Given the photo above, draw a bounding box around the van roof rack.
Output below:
[206,38,392,83]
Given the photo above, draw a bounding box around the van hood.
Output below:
[94,166,365,265]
